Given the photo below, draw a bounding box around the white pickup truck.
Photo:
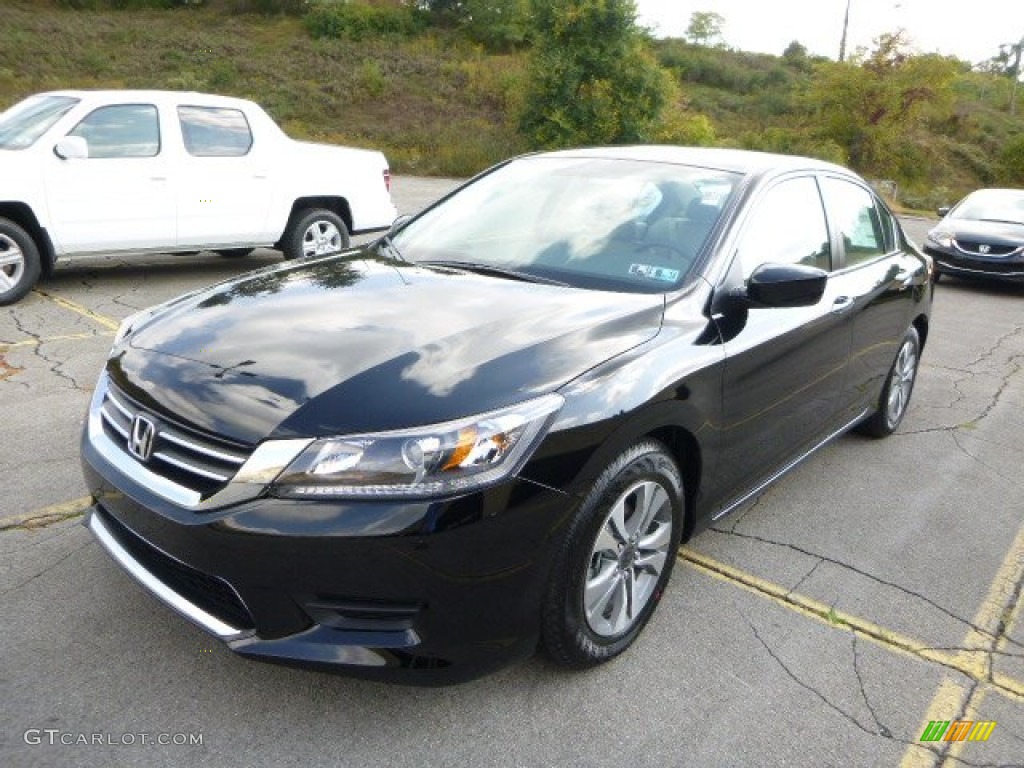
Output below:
[0,90,398,304]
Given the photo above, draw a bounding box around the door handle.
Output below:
[150,176,167,182]
[895,270,914,288]
[831,295,854,315]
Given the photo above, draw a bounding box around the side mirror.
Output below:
[389,214,413,233]
[54,136,88,160]
[936,206,950,218]
[746,263,828,308]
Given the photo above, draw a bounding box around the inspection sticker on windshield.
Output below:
[629,263,680,282]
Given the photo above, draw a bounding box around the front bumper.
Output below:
[924,245,1024,282]
[82,438,573,685]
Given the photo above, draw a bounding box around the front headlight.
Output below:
[272,393,564,499]
[926,229,953,248]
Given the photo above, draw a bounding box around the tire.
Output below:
[215,248,254,259]
[542,439,684,668]
[857,326,921,438]
[281,208,350,261]
[0,217,41,306]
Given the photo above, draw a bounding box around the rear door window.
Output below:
[178,106,253,157]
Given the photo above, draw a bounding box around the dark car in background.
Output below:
[81,147,932,684]
[924,188,1024,283]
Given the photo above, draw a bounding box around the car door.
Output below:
[44,102,175,253]
[174,104,274,247]
[818,176,924,422]
[710,174,853,511]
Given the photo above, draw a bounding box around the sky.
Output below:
[634,0,1024,66]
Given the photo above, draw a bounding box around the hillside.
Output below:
[1,1,1021,203]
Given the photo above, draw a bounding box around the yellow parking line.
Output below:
[679,548,1024,703]
[898,522,1024,767]
[0,496,93,531]
[32,289,120,331]
[0,331,115,351]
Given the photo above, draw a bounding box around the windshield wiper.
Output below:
[417,259,568,286]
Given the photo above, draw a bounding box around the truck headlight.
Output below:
[272,394,563,499]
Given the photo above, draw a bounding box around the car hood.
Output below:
[109,255,665,444]
[939,219,1024,245]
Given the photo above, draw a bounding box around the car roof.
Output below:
[536,145,854,180]
[34,89,259,111]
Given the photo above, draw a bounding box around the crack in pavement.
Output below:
[746,616,1011,768]
[722,490,769,533]
[852,632,893,737]
[10,311,85,391]
[705,527,1022,653]
[0,536,93,597]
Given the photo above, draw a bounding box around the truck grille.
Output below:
[99,381,252,498]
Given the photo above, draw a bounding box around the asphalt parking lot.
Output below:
[2,181,1022,768]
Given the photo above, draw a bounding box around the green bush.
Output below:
[304,3,422,41]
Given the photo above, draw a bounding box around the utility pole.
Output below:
[838,0,851,62]
[1009,36,1023,116]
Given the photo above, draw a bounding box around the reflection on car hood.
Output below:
[946,219,1024,245]
[110,255,665,444]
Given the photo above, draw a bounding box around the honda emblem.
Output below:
[128,414,156,462]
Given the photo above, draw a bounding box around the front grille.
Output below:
[101,509,255,631]
[100,382,251,498]
[955,239,1022,258]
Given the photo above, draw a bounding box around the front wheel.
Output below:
[542,440,684,668]
[281,209,350,261]
[858,326,921,438]
[0,217,41,306]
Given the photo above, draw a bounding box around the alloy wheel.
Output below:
[584,479,673,637]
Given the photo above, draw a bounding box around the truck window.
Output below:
[178,106,253,157]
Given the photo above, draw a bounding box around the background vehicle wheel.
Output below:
[542,439,684,668]
[215,248,255,259]
[858,326,921,438]
[281,209,350,260]
[0,217,41,306]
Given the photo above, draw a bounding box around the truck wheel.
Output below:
[0,218,41,306]
[281,209,350,261]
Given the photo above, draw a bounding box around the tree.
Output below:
[804,31,959,176]
[685,11,724,47]
[519,0,674,148]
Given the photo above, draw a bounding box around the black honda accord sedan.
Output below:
[81,147,932,684]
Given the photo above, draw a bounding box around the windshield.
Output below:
[952,189,1024,225]
[392,156,740,293]
[0,95,79,150]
